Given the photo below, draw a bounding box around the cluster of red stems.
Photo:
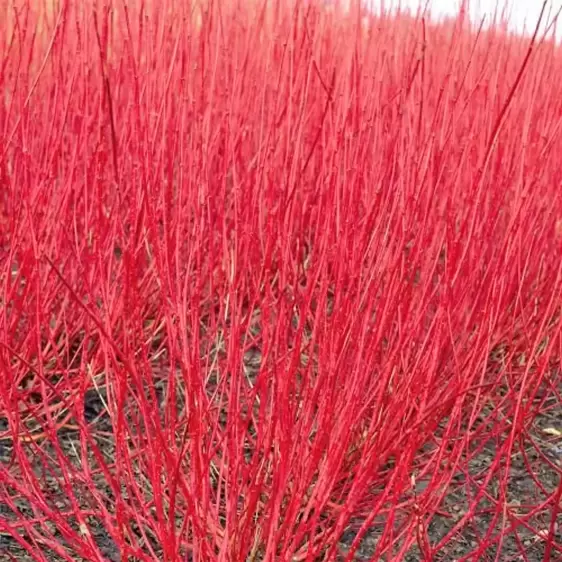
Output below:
[0,0,561,561]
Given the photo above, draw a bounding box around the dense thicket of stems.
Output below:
[1,1,561,560]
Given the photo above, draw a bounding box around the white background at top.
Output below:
[368,1,562,39]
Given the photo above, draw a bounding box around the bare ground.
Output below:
[1,375,561,562]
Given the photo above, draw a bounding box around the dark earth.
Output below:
[2,373,561,562]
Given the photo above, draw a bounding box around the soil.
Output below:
[337,393,562,561]
[1,383,561,562]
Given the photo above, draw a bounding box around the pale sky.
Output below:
[370,1,562,39]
